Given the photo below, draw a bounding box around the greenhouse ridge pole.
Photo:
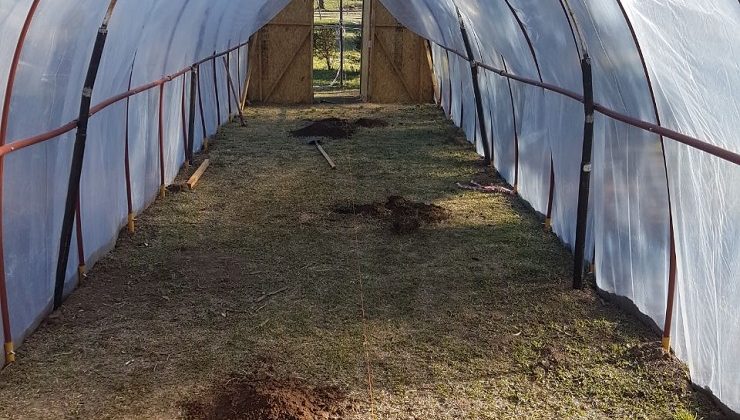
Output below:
[455,6,492,166]
[572,54,594,290]
[54,0,118,310]
[0,0,42,365]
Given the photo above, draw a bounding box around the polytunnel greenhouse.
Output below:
[0,0,738,418]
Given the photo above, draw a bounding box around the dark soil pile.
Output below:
[353,118,389,128]
[334,195,449,234]
[290,118,356,139]
[291,117,389,139]
[182,374,350,420]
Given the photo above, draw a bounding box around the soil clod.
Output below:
[333,195,449,234]
[182,373,350,420]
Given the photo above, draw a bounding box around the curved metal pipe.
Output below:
[612,0,678,352]
[0,0,42,366]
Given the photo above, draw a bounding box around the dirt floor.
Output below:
[0,104,724,419]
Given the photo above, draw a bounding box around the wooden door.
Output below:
[247,0,313,104]
[360,0,435,103]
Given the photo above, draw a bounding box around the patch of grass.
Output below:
[313,30,362,91]
[674,409,699,420]
[0,104,724,419]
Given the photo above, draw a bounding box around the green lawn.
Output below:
[313,28,362,91]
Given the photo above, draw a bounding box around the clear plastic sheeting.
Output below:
[379,0,740,413]
[569,0,671,335]
[0,0,291,363]
[620,0,740,411]
[1,0,739,414]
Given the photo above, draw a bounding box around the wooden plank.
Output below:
[315,142,337,170]
[187,159,211,190]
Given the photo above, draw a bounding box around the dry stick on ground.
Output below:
[456,180,515,195]
[308,139,337,169]
[254,286,289,304]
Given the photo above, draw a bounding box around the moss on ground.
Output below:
[0,104,724,419]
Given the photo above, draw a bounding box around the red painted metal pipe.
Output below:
[0,121,78,158]
[436,42,740,167]
[124,65,135,233]
[593,104,740,166]
[212,54,221,125]
[158,84,166,197]
[196,64,207,141]
[180,75,188,160]
[236,47,242,105]
[0,0,42,365]
[1,42,246,158]
[226,53,233,117]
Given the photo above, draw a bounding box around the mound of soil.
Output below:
[353,118,389,128]
[290,118,356,139]
[291,117,389,139]
[182,374,349,420]
[333,195,449,234]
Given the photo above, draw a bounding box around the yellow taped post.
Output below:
[127,213,135,233]
[4,342,15,365]
[544,218,552,232]
[78,265,87,278]
[203,138,209,151]
[589,263,596,274]
[159,185,166,199]
[662,336,671,352]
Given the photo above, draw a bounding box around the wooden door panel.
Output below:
[361,0,434,103]
[248,0,313,104]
